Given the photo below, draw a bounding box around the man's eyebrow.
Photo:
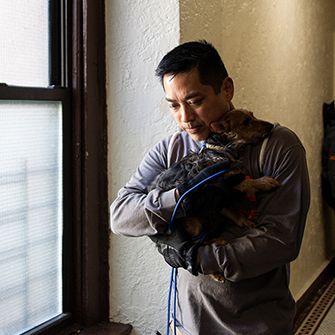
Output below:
[185,91,202,100]
[165,91,202,103]
[165,97,176,103]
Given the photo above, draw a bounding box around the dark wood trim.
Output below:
[71,0,109,327]
[59,322,132,335]
[71,0,84,324]
[293,258,335,332]
[0,0,110,333]
[49,0,62,86]
[22,314,72,335]
[0,85,69,100]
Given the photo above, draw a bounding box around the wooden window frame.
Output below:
[1,1,111,334]
[70,0,109,327]
[38,0,110,332]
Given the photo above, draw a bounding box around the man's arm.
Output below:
[110,138,177,237]
[197,133,310,281]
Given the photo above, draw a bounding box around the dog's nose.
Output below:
[209,121,225,133]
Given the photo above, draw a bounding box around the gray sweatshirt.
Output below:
[110,125,310,335]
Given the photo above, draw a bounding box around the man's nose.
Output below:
[180,103,194,122]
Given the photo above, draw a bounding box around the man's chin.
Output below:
[186,130,209,142]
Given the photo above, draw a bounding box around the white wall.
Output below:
[107,0,335,333]
[180,0,335,300]
[106,1,179,334]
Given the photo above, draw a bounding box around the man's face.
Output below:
[163,67,234,141]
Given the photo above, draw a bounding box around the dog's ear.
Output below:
[209,113,231,134]
[209,120,230,134]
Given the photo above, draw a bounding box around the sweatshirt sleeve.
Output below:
[110,137,177,237]
[197,129,310,282]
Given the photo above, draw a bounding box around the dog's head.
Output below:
[209,109,273,145]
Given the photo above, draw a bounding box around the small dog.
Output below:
[152,109,280,281]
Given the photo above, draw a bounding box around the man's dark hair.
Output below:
[155,40,228,94]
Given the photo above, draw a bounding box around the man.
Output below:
[110,41,310,334]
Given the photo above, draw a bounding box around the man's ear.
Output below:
[221,77,234,101]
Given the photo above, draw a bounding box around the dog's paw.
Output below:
[244,219,256,228]
[257,176,281,191]
[210,273,225,282]
[236,176,280,193]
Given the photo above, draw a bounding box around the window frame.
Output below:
[70,0,109,327]
[0,86,73,335]
[0,0,109,333]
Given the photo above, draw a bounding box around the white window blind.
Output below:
[0,0,49,87]
[0,101,63,335]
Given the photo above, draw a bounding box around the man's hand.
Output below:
[149,227,200,275]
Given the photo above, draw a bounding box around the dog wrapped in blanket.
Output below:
[150,109,280,281]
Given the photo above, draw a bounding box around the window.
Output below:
[0,1,109,334]
[0,97,69,334]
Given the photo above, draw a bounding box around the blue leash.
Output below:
[165,168,228,335]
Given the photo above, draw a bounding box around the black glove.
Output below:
[149,227,201,275]
[176,160,244,215]
[176,160,231,197]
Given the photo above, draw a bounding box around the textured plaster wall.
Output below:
[180,0,335,298]
[107,1,335,333]
[106,1,179,334]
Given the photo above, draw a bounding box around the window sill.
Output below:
[59,322,133,335]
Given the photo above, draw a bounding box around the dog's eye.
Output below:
[243,117,252,126]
